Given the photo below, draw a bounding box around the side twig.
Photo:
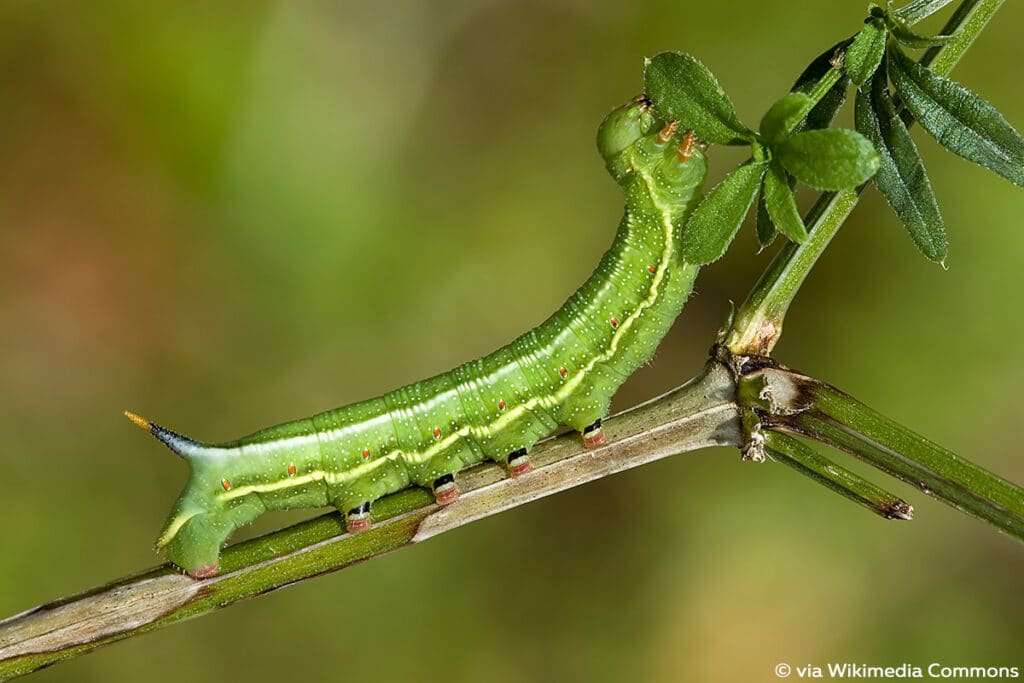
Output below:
[763,430,914,520]
[738,360,1024,540]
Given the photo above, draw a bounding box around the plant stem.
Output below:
[763,430,914,520]
[739,363,1024,540]
[0,362,740,680]
[804,381,1024,537]
[789,414,1024,538]
[789,66,845,134]
[919,0,1004,72]
[726,0,1004,355]
[726,189,857,354]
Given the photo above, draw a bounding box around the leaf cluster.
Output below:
[851,2,1024,263]
[645,52,879,265]
[642,0,1024,266]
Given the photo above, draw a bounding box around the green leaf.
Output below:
[893,0,955,26]
[755,189,778,250]
[760,92,813,144]
[792,40,851,130]
[855,69,946,262]
[776,129,881,190]
[644,52,754,146]
[887,18,954,48]
[887,46,1024,187]
[681,161,767,265]
[845,18,888,87]
[763,161,808,243]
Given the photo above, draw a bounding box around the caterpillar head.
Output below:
[597,95,657,180]
[598,97,707,198]
[631,122,707,214]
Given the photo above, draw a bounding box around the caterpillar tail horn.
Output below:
[124,411,208,458]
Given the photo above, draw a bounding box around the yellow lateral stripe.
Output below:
[215,176,675,504]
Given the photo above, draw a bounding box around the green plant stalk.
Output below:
[0,362,740,680]
[781,412,1024,539]
[789,65,845,132]
[763,430,914,520]
[803,382,1024,537]
[919,0,1003,73]
[739,363,1024,541]
[727,188,857,354]
[726,0,1004,355]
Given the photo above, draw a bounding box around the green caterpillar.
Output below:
[127,96,708,577]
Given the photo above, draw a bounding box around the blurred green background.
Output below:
[1,1,1021,681]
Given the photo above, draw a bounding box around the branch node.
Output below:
[741,414,767,462]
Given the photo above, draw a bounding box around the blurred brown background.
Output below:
[1,1,1021,681]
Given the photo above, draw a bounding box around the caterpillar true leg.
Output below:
[432,473,460,505]
[346,502,372,533]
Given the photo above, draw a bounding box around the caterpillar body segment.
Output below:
[130,98,709,577]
